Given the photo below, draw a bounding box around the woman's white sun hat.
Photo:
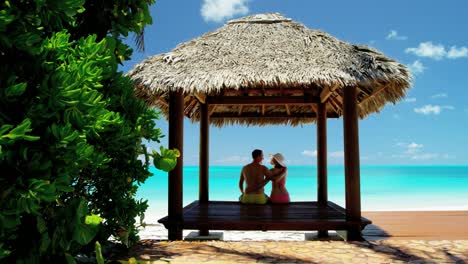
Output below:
[270,153,286,167]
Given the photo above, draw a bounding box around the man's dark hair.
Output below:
[252,149,263,159]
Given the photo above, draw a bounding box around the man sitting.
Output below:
[238,149,285,204]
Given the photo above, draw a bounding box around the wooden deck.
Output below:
[159,201,371,232]
[363,211,468,240]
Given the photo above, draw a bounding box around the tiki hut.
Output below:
[129,13,411,241]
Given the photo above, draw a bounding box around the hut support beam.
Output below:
[199,103,210,236]
[168,90,184,240]
[343,86,363,241]
[320,83,339,103]
[317,101,328,238]
[207,96,319,105]
[359,85,387,106]
[210,113,339,119]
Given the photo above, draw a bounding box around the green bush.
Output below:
[0,0,174,262]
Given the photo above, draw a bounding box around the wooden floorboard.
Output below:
[159,201,370,231]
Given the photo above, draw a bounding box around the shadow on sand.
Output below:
[121,239,318,263]
[116,225,466,263]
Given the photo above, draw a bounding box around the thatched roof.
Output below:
[128,13,411,127]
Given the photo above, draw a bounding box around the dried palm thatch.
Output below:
[128,13,411,127]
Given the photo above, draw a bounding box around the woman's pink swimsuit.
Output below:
[270,177,290,204]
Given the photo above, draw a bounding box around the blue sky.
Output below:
[121,0,468,165]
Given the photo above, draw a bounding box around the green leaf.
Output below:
[153,147,179,172]
[5,82,27,97]
[21,135,40,141]
[52,226,70,251]
[1,119,39,142]
[0,244,11,259]
[72,200,101,245]
[20,146,28,160]
[37,216,47,233]
[0,124,13,135]
[37,185,57,202]
[39,233,51,253]
[85,214,103,226]
[65,253,77,264]
[62,88,82,98]
[73,224,99,245]
[55,175,74,192]
[14,32,42,51]
[56,185,74,192]
[95,241,105,264]
[0,213,19,229]
[0,9,15,32]
[116,227,129,247]
[75,199,88,219]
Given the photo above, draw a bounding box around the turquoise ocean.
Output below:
[137,166,468,222]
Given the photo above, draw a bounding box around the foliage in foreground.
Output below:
[0,0,176,262]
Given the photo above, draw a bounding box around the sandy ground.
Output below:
[124,211,468,263]
[125,240,468,263]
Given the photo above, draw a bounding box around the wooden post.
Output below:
[168,90,184,240]
[317,101,329,238]
[317,102,328,206]
[199,102,209,236]
[343,86,362,241]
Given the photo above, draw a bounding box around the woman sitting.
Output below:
[268,153,290,204]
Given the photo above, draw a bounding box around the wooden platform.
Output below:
[159,201,371,232]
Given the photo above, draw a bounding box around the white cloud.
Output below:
[404,97,417,103]
[407,60,425,75]
[386,30,408,40]
[409,152,453,160]
[414,105,441,115]
[397,142,423,154]
[408,142,423,148]
[360,152,383,161]
[301,150,317,157]
[405,42,446,60]
[329,151,344,158]
[405,142,424,154]
[406,42,468,60]
[431,93,448,99]
[302,150,343,158]
[414,104,454,115]
[215,155,249,165]
[395,142,452,161]
[447,46,468,59]
[410,153,439,160]
[201,0,250,23]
